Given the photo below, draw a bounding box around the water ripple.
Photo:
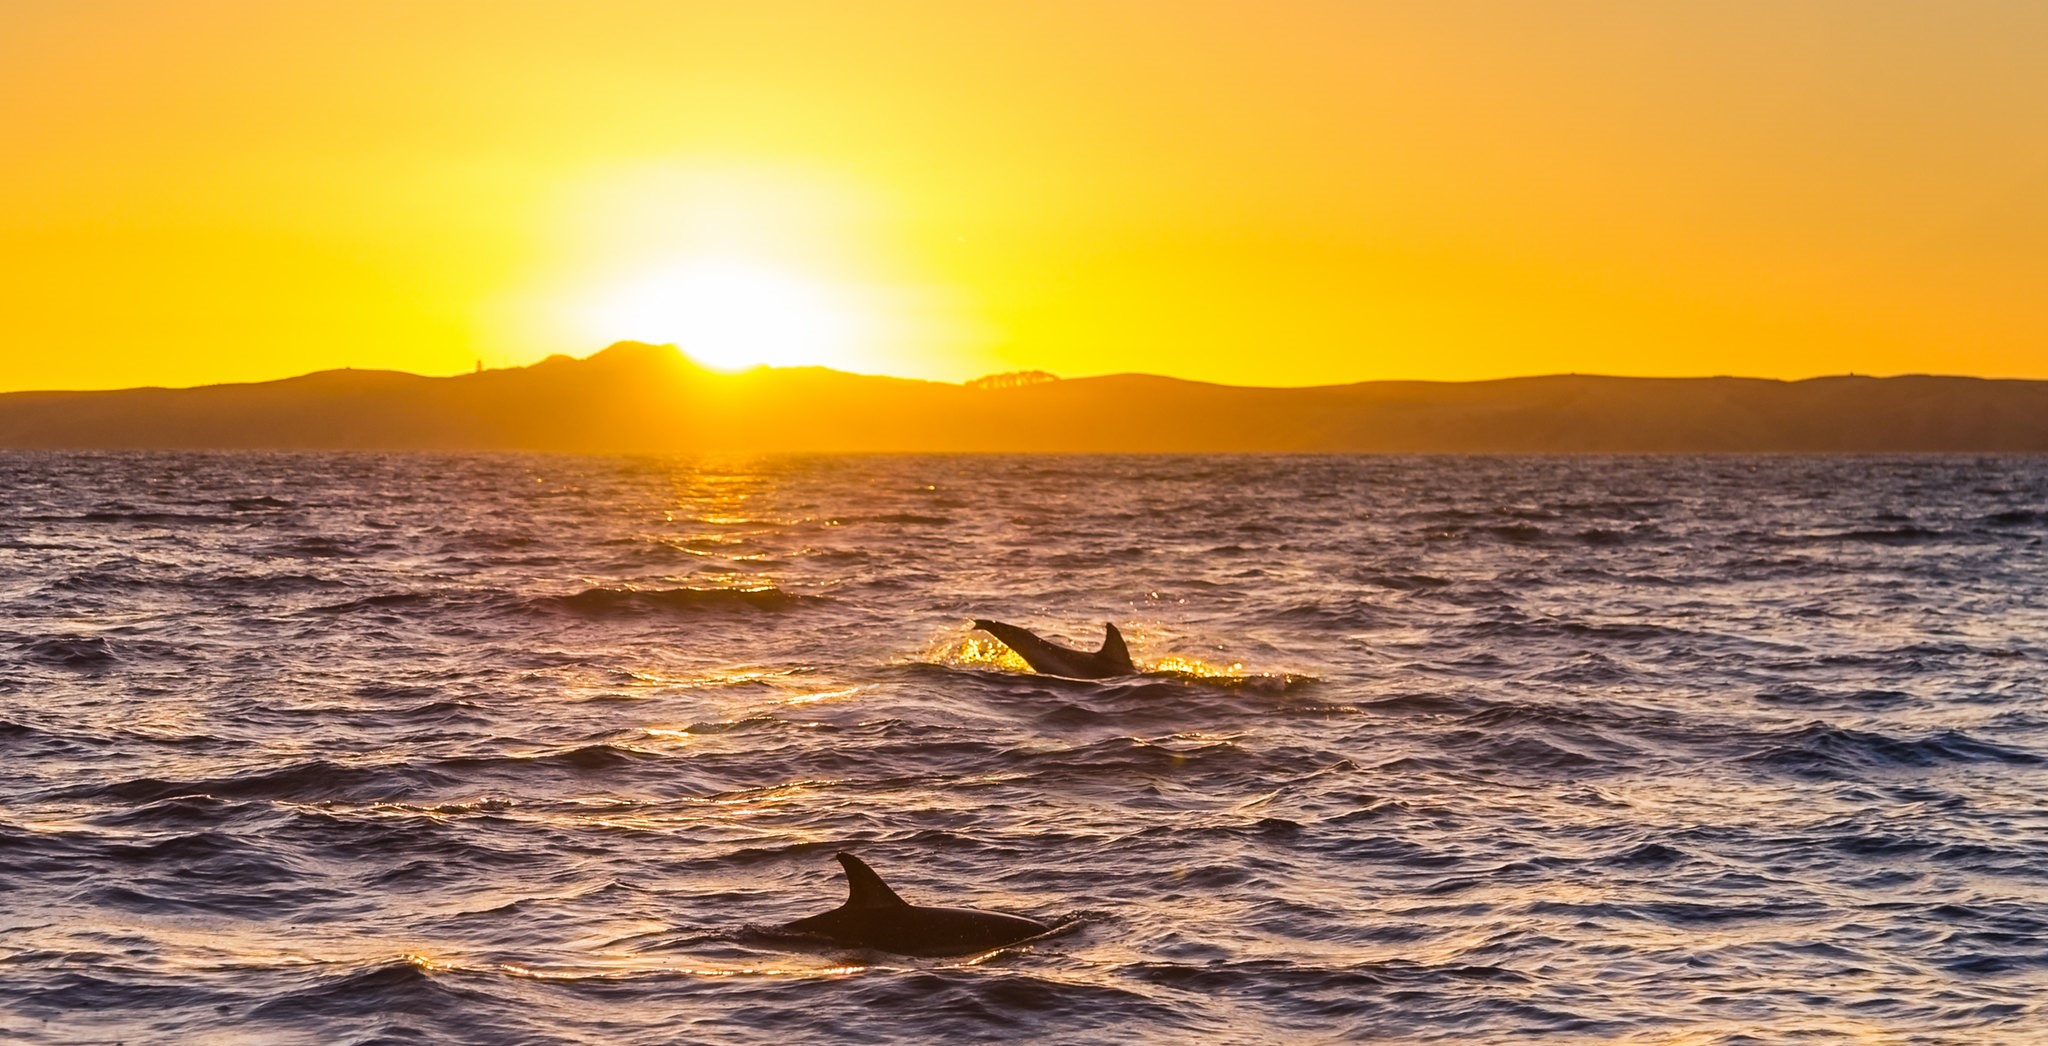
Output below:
[1,453,2045,1043]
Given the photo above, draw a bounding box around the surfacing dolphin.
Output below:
[783,851,1052,957]
[971,619,1135,679]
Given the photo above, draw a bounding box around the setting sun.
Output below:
[586,259,864,371]
[8,3,2048,391]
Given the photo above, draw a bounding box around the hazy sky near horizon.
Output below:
[5,1,2047,391]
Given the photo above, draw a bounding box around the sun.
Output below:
[590,259,863,371]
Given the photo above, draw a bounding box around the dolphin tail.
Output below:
[835,852,909,910]
[1098,623,1134,673]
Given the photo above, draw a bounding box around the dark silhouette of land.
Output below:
[5,342,2048,452]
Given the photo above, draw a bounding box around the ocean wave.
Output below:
[266,806,548,871]
[1598,842,1691,867]
[1528,652,1631,684]
[831,970,1190,1036]
[86,793,252,828]
[432,741,668,775]
[1351,570,1453,591]
[306,591,439,614]
[268,536,362,558]
[1980,508,2048,527]
[1474,523,1553,544]
[99,829,301,882]
[1458,617,1695,647]
[1356,692,1483,717]
[534,585,823,616]
[1437,731,1613,773]
[1122,956,1538,1035]
[46,758,454,805]
[1754,684,1915,709]
[75,510,246,526]
[17,635,119,669]
[843,513,954,526]
[246,957,486,1026]
[0,718,55,747]
[1743,723,2044,778]
[1264,598,1395,630]
[224,495,295,511]
[1813,525,1954,544]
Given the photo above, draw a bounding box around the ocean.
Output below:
[2,453,2044,1044]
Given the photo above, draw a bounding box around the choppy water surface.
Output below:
[3,453,2046,1044]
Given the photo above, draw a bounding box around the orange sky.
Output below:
[5,1,2047,391]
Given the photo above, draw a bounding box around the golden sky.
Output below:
[5,1,2046,391]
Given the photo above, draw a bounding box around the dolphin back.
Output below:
[782,851,1052,957]
[971,619,1077,675]
[972,619,1134,679]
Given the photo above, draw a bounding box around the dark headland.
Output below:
[5,342,2048,453]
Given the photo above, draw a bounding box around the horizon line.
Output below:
[0,342,2033,397]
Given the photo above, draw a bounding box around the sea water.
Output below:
[2,453,2044,1043]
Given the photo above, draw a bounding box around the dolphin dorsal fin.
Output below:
[836,852,910,909]
[1098,622,1133,672]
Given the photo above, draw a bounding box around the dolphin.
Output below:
[972,619,1135,679]
[783,851,1052,957]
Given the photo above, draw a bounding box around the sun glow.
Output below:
[589,260,866,371]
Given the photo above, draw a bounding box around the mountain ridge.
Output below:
[4,344,2046,452]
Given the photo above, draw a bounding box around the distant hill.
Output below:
[4,343,2048,452]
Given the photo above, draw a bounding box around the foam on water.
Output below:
[2,453,2046,1044]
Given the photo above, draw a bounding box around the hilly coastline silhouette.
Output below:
[5,342,2048,452]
